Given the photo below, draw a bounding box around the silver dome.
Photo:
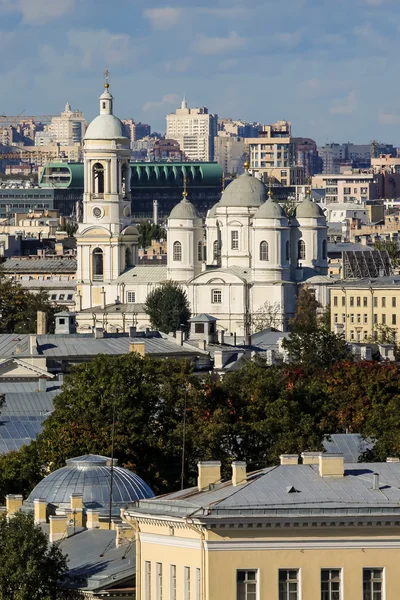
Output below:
[169,197,200,220]
[295,198,324,218]
[254,198,287,220]
[27,454,154,511]
[219,172,266,208]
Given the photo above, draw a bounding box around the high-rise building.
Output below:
[317,142,395,174]
[292,137,321,178]
[35,103,86,147]
[121,119,151,144]
[166,99,218,162]
[214,134,246,175]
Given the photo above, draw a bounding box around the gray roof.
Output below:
[219,172,266,208]
[332,276,400,289]
[28,454,154,511]
[59,529,135,592]
[295,198,324,219]
[0,415,45,454]
[18,280,77,289]
[189,314,217,323]
[328,242,376,254]
[2,257,76,274]
[115,265,167,284]
[169,197,201,220]
[253,198,288,220]
[323,434,374,463]
[79,303,147,315]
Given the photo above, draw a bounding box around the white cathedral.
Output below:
[75,81,328,335]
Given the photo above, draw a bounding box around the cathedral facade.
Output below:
[75,84,328,335]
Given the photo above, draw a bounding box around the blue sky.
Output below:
[0,0,399,144]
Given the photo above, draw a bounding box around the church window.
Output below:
[298,240,306,261]
[286,240,290,262]
[322,239,327,260]
[195,323,205,334]
[259,241,269,261]
[197,241,203,261]
[126,247,133,267]
[127,292,136,303]
[212,289,222,304]
[121,164,130,197]
[231,230,239,250]
[93,163,104,195]
[173,241,182,262]
[92,248,104,281]
[213,240,219,261]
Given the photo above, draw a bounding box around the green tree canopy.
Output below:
[145,280,191,333]
[283,329,352,372]
[289,286,320,334]
[374,239,399,267]
[0,277,58,334]
[0,512,81,600]
[137,221,166,248]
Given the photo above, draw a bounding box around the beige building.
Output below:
[125,454,400,600]
[330,277,400,342]
[312,172,377,204]
[214,134,245,175]
[166,99,218,161]
[246,120,304,185]
[35,103,86,147]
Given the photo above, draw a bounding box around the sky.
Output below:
[0,0,399,145]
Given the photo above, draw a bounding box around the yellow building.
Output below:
[330,278,400,342]
[125,454,400,600]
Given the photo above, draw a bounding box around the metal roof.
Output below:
[189,314,217,323]
[323,434,374,463]
[2,257,76,273]
[1,391,57,417]
[115,265,167,284]
[79,303,147,315]
[0,415,45,454]
[18,280,77,289]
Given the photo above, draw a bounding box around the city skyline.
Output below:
[0,0,399,144]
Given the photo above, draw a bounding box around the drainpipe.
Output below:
[185,519,206,600]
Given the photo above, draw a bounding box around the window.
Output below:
[213,240,219,261]
[173,241,182,262]
[357,314,361,323]
[334,296,338,307]
[350,330,355,340]
[382,297,386,308]
[363,568,383,600]
[321,569,341,600]
[298,240,306,261]
[393,314,397,325]
[126,247,133,267]
[393,297,397,307]
[260,241,269,261]
[382,314,386,325]
[344,187,351,194]
[357,296,361,307]
[93,162,104,195]
[237,570,257,600]
[231,230,239,250]
[51,294,57,300]
[322,239,327,260]
[195,569,201,600]
[156,563,162,600]
[350,297,354,307]
[184,567,191,600]
[67,294,73,300]
[197,241,203,261]
[170,566,177,600]
[363,297,368,307]
[145,561,152,600]
[374,314,378,324]
[286,240,290,261]
[212,289,222,304]
[58,318,65,325]
[342,314,346,323]
[373,297,378,308]
[350,314,354,323]
[93,248,104,281]
[364,314,368,324]
[127,291,136,303]
[279,569,299,600]
[195,323,204,334]
[341,296,345,307]
[59,294,65,301]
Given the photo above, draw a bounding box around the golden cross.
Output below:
[104,67,110,89]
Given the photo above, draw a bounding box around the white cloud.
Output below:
[142,93,180,112]
[67,29,137,69]
[0,0,76,24]
[144,7,182,30]
[330,91,357,115]
[193,31,245,55]
[378,112,400,125]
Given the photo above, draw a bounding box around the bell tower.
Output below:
[76,71,138,310]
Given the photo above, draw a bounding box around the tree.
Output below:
[251,301,281,332]
[374,239,399,267]
[289,286,320,334]
[282,329,352,371]
[63,221,78,238]
[0,442,44,504]
[0,277,59,334]
[137,221,166,249]
[145,280,191,334]
[0,512,81,600]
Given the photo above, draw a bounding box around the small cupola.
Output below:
[189,314,218,345]
[55,311,77,335]
[99,68,113,115]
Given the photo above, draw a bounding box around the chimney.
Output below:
[101,287,106,310]
[218,330,225,345]
[213,350,224,369]
[94,327,104,339]
[176,329,184,346]
[246,334,252,346]
[37,310,47,335]
[372,472,379,491]
[6,494,23,517]
[197,461,221,491]
[129,326,137,338]
[386,457,400,463]
[153,199,158,226]
[301,452,321,465]
[70,494,83,527]
[115,524,134,548]
[29,334,37,355]
[34,498,47,524]
[129,341,145,357]
[49,515,68,543]
[233,332,237,346]
[38,377,47,392]
[280,454,299,465]
[318,454,344,477]
[86,509,100,529]
[232,461,247,486]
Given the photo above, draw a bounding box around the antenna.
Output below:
[108,386,117,530]
[180,387,188,490]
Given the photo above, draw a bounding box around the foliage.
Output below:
[63,221,78,237]
[145,280,191,334]
[283,330,352,372]
[137,220,166,248]
[374,239,399,267]
[280,195,297,218]
[0,442,44,504]
[251,301,281,332]
[289,286,321,334]
[0,277,59,334]
[0,512,81,600]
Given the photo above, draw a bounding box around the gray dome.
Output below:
[254,198,287,219]
[85,114,128,141]
[219,172,266,208]
[169,197,200,220]
[207,202,219,218]
[295,199,324,218]
[27,454,154,512]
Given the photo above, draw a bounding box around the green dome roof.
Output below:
[295,198,324,219]
[254,198,287,220]
[219,172,266,208]
[169,197,200,220]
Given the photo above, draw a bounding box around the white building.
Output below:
[166,99,218,162]
[75,84,328,335]
[35,103,86,147]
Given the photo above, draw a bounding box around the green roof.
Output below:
[39,162,84,189]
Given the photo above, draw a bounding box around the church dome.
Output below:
[85,114,127,141]
[295,198,324,219]
[219,172,266,208]
[254,197,287,219]
[169,197,200,220]
[207,202,219,218]
[27,454,154,512]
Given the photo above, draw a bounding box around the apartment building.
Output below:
[214,133,246,174]
[312,172,378,204]
[122,119,151,144]
[36,103,86,147]
[246,120,304,185]
[166,99,218,161]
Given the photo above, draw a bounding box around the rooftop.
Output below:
[2,256,77,274]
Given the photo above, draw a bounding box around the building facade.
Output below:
[214,134,246,175]
[166,99,218,162]
[35,103,86,147]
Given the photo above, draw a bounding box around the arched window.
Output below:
[125,247,133,268]
[213,240,219,261]
[197,241,203,261]
[173,241,182,262]
[259,241,269,261]
[121,164,130,198]
[93,248,103,281]
[93,163,104,195]
[322,239,327,260]
[286,240,290,262]
[298,240,306,261]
